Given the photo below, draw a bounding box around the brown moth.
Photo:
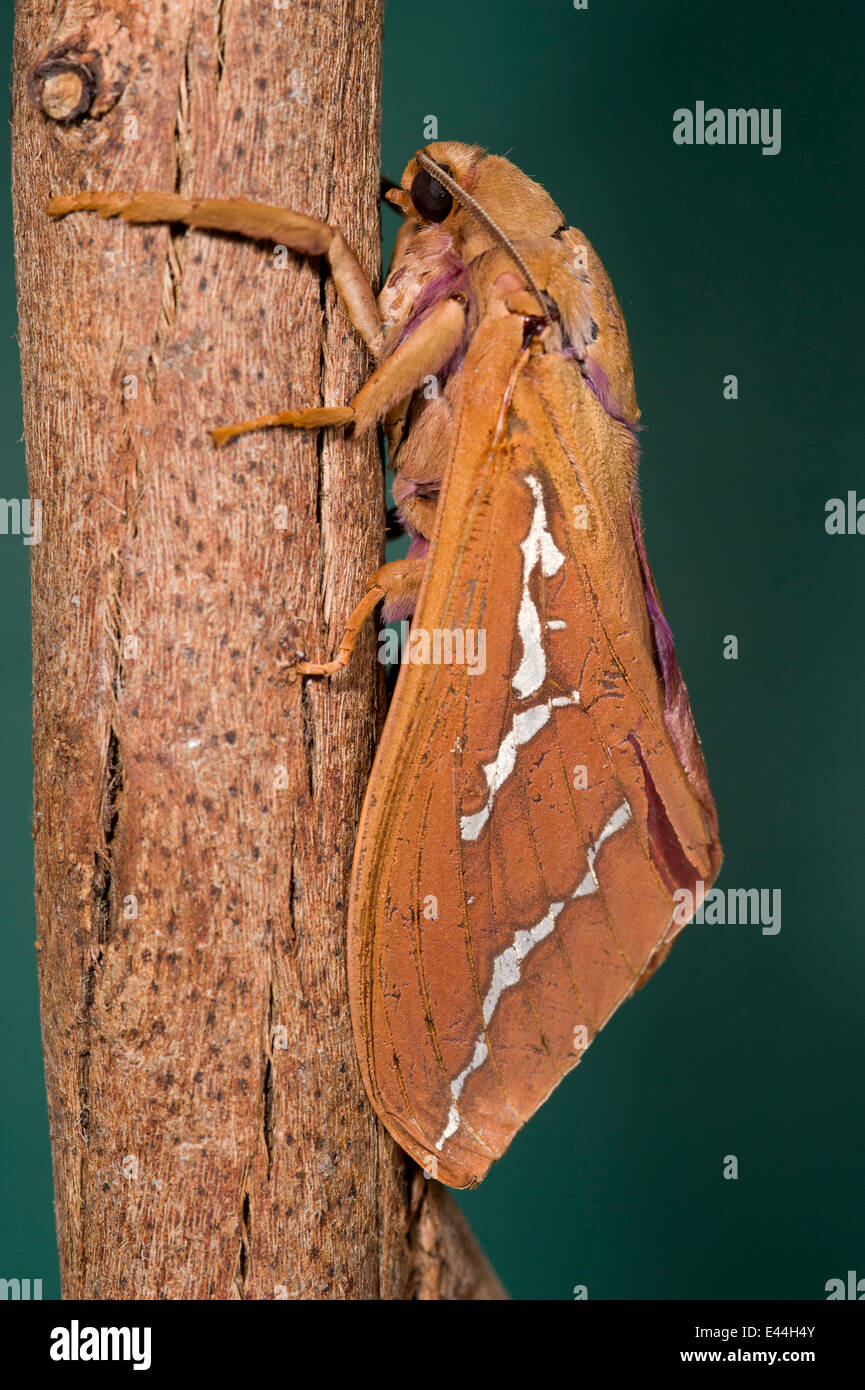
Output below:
[49,141,722,1188]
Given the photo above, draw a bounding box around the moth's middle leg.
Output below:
[211,294,466,446]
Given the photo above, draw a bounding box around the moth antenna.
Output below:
[415,149,554,327]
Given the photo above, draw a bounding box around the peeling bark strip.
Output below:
[13,0,504,1300]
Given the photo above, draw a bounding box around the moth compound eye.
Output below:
[410,167,454,223]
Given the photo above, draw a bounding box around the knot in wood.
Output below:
[28,49,98,123]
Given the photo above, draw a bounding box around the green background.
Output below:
[3,0,863,1300]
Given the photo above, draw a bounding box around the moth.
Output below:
[50,141,722,1188]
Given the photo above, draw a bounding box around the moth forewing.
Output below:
[348,310,532,1188]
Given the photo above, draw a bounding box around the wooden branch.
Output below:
[12,0,506,1301]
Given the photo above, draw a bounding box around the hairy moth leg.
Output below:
[47,190,384,356]
[296,557,426,677]
[210,406,354,446]
[211,294,467,445]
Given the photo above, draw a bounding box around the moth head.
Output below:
[389,143,562,239]
[388,142,565,324]
[386,143,471,223]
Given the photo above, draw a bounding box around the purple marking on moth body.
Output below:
[579,355,639,434]
[395,259,473,380]
[400,257,466,333]
[393,476,441,502]
[383,593,417,623]
[382,534,430,624]
[406,534,430,561]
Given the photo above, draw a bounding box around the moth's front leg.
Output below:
[295,556,426,677]
[47,190,384,357]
